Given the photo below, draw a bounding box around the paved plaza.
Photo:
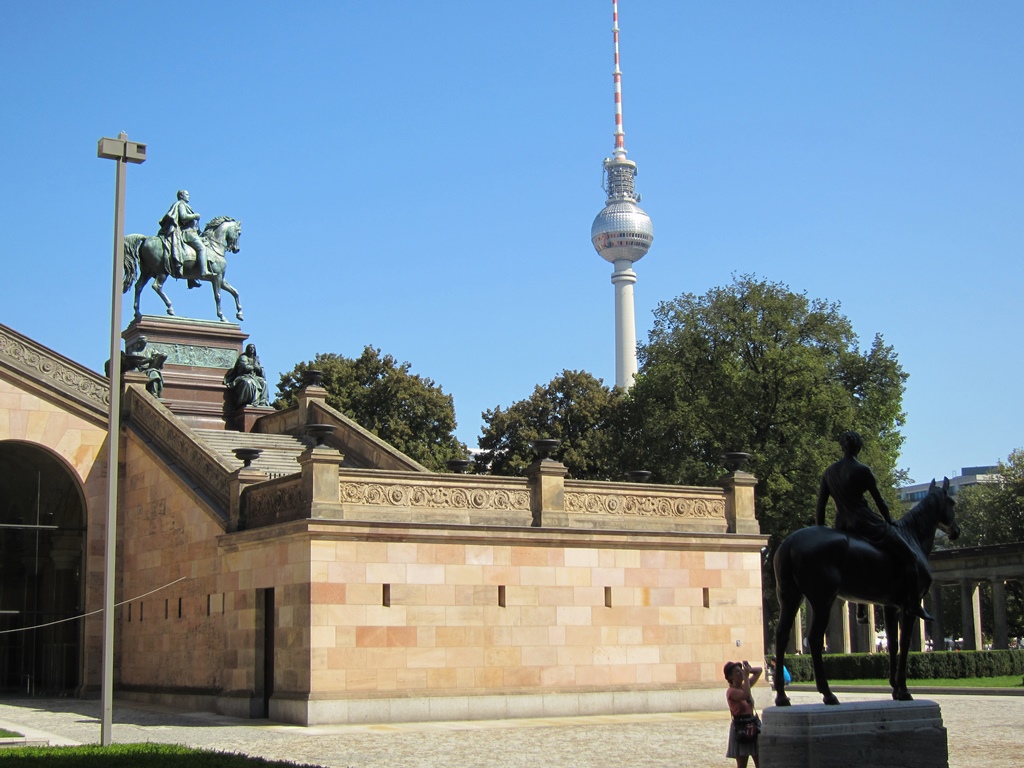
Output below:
[0,690,1019,767]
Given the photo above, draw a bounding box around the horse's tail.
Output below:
[123,234,145,293]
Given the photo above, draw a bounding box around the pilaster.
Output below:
[526,459,569,527]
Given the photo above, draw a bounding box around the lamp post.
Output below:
[96,132,146,746]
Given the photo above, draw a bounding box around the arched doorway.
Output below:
[0,441,86,695]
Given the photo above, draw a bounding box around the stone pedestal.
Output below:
[719,470,759,534]
[526,459,569,527]
[123,315,248,430]
[760,700,948,768]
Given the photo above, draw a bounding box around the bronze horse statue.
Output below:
[123,216,244,322]
[773,478,959,705]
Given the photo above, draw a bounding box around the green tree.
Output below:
[275,347,467,472]
[619,275,908,634]
[477,370,624,479]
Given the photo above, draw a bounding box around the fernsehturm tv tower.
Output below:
[591,0,653,390]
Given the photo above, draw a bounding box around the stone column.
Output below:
[719,470,759,534]
[852,603,875,653]
[826,600,850,654]
[526,459,569,527]
[785,607,804,655]
[929,584,944,651]
[960,580,981,650]
[911,617,924,652]
[992,579,1009,650]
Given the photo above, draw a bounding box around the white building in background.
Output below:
[900,465,999,505]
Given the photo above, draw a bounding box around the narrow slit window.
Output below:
[498,585,506,607]
[382,584,391,607]
[604,586,613,608]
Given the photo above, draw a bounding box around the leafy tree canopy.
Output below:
[275,347,466,472]
[619,275,907,552]
[477,370,624,479]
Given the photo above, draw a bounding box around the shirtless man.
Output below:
[815,431,933,621]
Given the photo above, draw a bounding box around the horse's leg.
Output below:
[211,279,226,322]
[219,279,243,321]
[773,596,801,706]
[807,598,840,705]
[134,276,149,320]
[884,606,900,696]
[153,275,174,316]
[894,611,916,701]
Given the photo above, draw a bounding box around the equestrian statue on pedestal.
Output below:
[772,431,960,706]
[123,189,244,322]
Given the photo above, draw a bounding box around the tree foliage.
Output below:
[477,370,623,479]
[275,347,467,472]
[620,275,908,551]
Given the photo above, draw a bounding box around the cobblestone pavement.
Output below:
[0,691,1019,767]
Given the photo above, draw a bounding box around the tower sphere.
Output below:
[591,200,654,264]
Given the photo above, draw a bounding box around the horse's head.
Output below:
[931,477,960,541]
[202,216,242,252]
[226,220,242,253]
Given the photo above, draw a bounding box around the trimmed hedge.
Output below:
[776,649,1024,682]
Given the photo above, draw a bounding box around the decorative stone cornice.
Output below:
[0,322,108,420]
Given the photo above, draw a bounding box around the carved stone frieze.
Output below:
[565,491,724,519]
[0,325,108,414]
[341,482,530,512]
[244,480,305,526]
[149,342,239,369]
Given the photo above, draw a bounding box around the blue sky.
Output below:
[2,2,1021,484]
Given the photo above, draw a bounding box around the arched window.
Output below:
[0,441,85,694]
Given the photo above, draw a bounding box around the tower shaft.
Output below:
[612,260,638,388]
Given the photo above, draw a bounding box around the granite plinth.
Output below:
[760,699,947,768]
[124,315,248,429]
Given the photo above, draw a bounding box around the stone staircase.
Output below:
[195,429,315,478]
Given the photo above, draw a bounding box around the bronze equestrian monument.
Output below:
[760,433,958,767]
[0,189,769,724]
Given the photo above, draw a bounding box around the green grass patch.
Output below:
[0,729,23,738]
[0,743,326,766]
[828,675,1024,688]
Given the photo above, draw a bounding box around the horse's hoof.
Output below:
[894,690,914,702]
[236,312,244,321]
[823,693,840,705]
[775,695,791,707]
[166,309,175,316]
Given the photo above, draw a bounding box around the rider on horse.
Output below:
[815,431,933,621]
[159,189,212,284]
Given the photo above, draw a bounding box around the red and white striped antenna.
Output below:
[612,0,627,159]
